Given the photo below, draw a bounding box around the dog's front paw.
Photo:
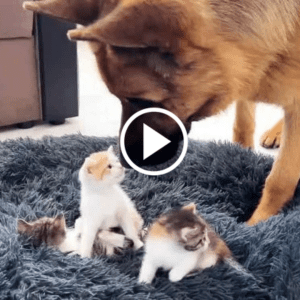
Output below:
[247,192,280,226]
[260,119,282,149]
[247,210,271,226]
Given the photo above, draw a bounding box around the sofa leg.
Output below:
[17,121,35,129]
[49,119,65,125]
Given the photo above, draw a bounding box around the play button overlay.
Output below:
[143,124,171,160]
[120,108,188,176]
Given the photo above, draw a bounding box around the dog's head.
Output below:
[24,0,252,166]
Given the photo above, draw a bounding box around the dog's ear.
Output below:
[67,2,186,49]
[23,0,103,25]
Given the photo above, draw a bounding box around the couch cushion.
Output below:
[0,38,42,126]
[0,0,34,38]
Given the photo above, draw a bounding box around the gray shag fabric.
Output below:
[0,134,299,300]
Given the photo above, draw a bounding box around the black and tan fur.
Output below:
[22,0,300,225]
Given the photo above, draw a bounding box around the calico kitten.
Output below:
[78,146,144,258]
[139,203,250,284]
[18,215,67,248]
[17,215,133,257]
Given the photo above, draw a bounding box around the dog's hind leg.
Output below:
[233,100,256,148]
[247,107,300,225]
[260,118,283,149]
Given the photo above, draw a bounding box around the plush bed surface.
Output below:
[0,134,299,300]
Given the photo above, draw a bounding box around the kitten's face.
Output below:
[17,215,66,248]
[83,147,125,184]
[149,203,209,251]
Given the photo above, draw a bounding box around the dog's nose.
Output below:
[119,102,190,169]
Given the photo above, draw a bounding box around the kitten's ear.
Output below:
[86,165,92,174]
[84,156,93,174]
[17,219,32,233]
[54,214,66,229]
[182,203,197,214]
[107,146,114,154]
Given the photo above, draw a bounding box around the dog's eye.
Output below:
[111,45,132,55]
[108,164,112,169]
[161,52,175,61]
[110,45,149,55]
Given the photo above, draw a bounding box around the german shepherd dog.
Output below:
[23,0,300,226]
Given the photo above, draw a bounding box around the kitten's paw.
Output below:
[69,249,81,256]
[80,253,92,258]
[169,270,184,282]
[138,275,152,284]
[124,237,134,249]
[133,239,144,250]
[138,259,156,284]
[80,249,92,258]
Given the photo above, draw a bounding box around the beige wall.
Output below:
[0,0,42,126]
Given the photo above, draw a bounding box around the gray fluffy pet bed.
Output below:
[0,134,299,300]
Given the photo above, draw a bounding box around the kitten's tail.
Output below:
[225,258,256,280]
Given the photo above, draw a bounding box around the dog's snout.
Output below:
[126,98,162,109]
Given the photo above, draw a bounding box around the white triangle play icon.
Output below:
[143,124,171,160]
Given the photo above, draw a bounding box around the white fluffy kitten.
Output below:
[77,146,144,258]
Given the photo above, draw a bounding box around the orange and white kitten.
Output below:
[139,203,248,284]
[77,146,144,258]
[17,215,134,256]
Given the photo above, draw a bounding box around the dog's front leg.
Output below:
[247,107,300,225]
[233,100,256,148]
